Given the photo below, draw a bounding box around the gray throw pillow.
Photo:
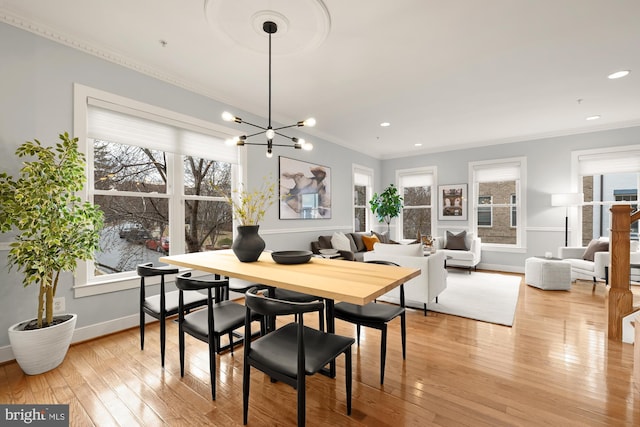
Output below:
[372,230,390,244]
[349,233,366,252]
[445,230,468,250]
[582,239,609,261]
[318,235,333,249]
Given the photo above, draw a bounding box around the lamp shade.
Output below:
[551,193,584,207]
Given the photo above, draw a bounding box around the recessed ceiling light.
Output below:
[414,143,422,147]
[586,115,601,121]
[608,70,630,79]
[380,122,390,127]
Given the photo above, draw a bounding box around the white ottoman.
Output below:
[525,257,571,290]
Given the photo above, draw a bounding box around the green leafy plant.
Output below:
[223,179,276,226]
[0,132,104,328]
[369,184,403,233]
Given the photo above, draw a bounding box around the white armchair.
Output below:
[363,243,447,315]
[433,231,481,273]
[558,239,640,286]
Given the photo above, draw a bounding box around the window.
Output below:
[471,158,525,246]
[353,165,373,232]
[477,196,492,227]
[398,167,435,240]
[576,146,640,245]
[74,85,239,295]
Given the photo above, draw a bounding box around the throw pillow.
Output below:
[445,230,468,250]
[362,234,379,251]
[372,230,390,244]
[345,233,358,252]
[331,232,352,252]
[373,242,423,257]
[582,239,609,261]
[318,235,333,249]
[349,232,367,252]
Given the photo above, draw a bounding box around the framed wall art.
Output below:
[279,156,331,219]
[438,184,467,221]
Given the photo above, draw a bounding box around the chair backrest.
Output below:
[364,260,405,307]
[136,262,179,277]
[244,287,324,317]
[176,272,228,303]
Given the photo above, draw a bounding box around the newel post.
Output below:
[608,204,634,340]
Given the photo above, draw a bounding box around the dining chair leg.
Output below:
[345,349,352,415]
[179,327,185,377]
[209,334,216,400]
[228,332,234,354]
[243,365,250,424]
[380,324,387,384]
[423,303,427,316]
[401,312,407,360]
[139,309,145,350]
[297,374,306,427]
[160,312,166,367]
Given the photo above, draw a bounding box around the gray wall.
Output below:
[1,21,637,352]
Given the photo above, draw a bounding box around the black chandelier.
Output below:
[223,21,316,158]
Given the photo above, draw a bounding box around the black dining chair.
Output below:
[137,262,209,367]
[333,260,406,384]
[175,272,264,400]
[242,287,355,426]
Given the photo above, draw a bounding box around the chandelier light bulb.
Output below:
[303,142,313,151]
[222,111,235,122]
[266,149,273,158]
[266,128,275,140]
[299,118,316,127]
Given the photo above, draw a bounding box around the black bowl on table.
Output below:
[271,250,313,265]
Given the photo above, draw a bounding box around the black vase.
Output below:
[232,225,266,262]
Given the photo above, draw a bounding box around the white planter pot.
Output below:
[8,313,77,375]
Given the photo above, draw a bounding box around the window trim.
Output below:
[353,164,373,233]
[396,166,437,241]
[477,195,493,228]
[73,84,240,298]
[469,157,526,249]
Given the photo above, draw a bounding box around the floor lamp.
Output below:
[551,193,584,246]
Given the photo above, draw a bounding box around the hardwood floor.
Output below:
[2,273,640,426]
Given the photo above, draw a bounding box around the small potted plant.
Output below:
[222,179,276,262]
[0,132,103,375]
[369,184,403,234]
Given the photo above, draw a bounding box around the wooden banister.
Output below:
[608,204,635,340]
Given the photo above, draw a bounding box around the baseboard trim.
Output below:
[0,314,140,365]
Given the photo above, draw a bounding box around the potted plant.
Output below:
[369,184,403,234]
[0,132,103,375]
[222,179,276,262]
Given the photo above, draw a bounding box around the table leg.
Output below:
[322,298,336,378]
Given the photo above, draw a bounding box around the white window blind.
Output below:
[400,172,433,187]
[578,150,640,175]
[474,162,520,182]
[354,170,372,187]
[88,104,237,164]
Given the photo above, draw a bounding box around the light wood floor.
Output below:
[2,273,640,426]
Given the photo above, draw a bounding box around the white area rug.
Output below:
[426,271,522,326]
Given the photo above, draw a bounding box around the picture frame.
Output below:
[438,184,467,221]
[279,156,331,219]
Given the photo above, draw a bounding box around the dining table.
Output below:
[159,249,421,376]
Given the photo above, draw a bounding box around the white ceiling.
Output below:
[2,0,640,159]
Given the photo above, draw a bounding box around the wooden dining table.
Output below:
[159,249,420,376]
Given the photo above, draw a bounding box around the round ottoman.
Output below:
[525,257,571,290]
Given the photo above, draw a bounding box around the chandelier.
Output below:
[222,21,316,158]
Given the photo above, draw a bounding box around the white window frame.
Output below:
[396,166,437,241]
[469,157,526,251]
[572,144,640,244]
[73,84,241,297]
[353,164,373,233]
[510,193,517,228]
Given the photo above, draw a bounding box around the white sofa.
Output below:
[433,231,481,273]
[558,239,640,285]
[363,243,447,315]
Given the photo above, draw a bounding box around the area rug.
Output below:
[426,271,521,326]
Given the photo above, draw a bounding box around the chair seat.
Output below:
[250,323,354,377]
[182,300,250,340]
[334,302,404,323]
[143,289,208,317]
